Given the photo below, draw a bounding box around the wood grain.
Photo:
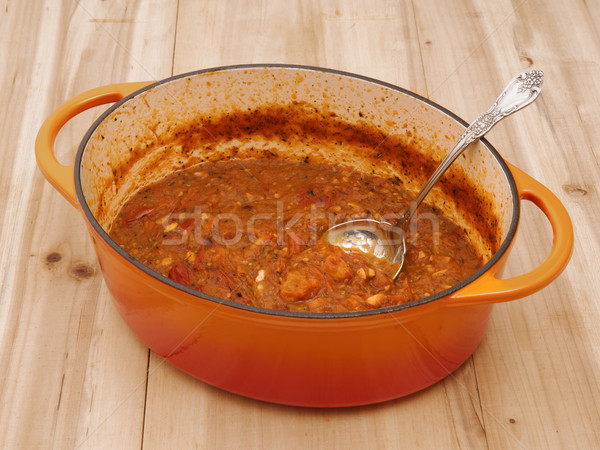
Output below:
[0,1,176,448]
[1,0,599,448]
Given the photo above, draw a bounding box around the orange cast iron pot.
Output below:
[35,65,573,407]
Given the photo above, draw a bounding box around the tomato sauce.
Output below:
[109,159,483,313]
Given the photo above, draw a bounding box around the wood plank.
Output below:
[0,1,177,448]
[413,0,600,447]
[141,1,485,449]
[172,0,428,93]
[143,353,486,449]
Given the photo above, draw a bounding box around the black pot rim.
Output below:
[74,63,520,319]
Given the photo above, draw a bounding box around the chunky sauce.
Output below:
[109,159,483,313]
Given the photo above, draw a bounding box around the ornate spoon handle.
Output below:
[398,70,544,227]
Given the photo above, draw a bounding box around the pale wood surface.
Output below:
[1,0,599,448]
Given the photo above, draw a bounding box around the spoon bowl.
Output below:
[324,218,406,276]
[323,70,544,279]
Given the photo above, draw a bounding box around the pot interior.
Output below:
[78,66,515,284]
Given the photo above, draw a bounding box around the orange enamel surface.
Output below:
[35,82,151,207]
[444,162,573,307]
[88,222,492,407]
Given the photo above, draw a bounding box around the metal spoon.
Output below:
[323,70,544,279]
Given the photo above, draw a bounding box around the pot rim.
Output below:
[74,63,520,319]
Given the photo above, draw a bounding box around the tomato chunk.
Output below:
[168,261,191,286]
[280,271,321,302]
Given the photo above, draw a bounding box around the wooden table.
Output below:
[1,1,599,448]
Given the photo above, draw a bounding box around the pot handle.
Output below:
[442,162,573,307]
[35,82,152,207]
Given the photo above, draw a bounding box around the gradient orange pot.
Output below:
[35,65,573,407]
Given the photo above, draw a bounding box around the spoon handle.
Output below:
[399,70,544,227]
